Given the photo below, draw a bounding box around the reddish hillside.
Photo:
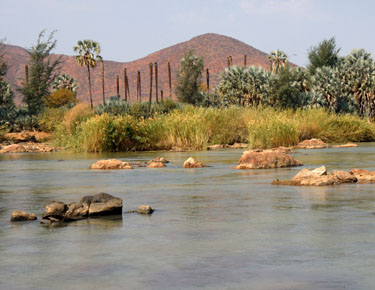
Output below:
[4,33,274,105]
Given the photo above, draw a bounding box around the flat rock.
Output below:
[4,131,51,143]
[0,144,27,153]
[296,138,329,149]
[183,157,207,168]
[207,144,225,150]
[236,149,302,169]
[89,159,133,169]
[333,143,358,148]
[137,205,154,214]
[226,143,248,149]
[147,157,169,164]
[10,210,37,221]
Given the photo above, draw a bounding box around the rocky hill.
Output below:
[3,33,274,104]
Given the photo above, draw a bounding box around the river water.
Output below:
[1,145,375,290]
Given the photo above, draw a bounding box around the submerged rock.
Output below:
[183,157,207,168]
[296,138,329,149]
[272,166,358,186]
[89,159,133,170]
[10,210,37,222]
[137,205,154,214]
[236,149,302,170]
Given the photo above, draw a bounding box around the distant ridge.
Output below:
[3,33,280,104]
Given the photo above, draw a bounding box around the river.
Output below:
[1,145,375,289]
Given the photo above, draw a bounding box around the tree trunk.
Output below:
[161,90,163,102]
[149,63,153,114]
[87,64,93,109]
[101,61,105,105]
[168,59,172,99]
[154,62,158,104]
[137,71,140,102]
[244,54,247,67]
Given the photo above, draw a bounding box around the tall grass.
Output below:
[53,104,375,152]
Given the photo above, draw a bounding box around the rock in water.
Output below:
[42,201,68,221]
[81,193,123,216]
[333,143,358,148]
[183,157,208,168]
[89,159,133,169]
[148,157,169,164]
[147,162,165,168]
[236,149,302,170]
[296,138,329,149]
[137,205,154,214]
[350,169,375,183]
[10,210,37,221]
[0,144,27,153]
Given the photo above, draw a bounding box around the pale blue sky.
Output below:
[1,0,374,66]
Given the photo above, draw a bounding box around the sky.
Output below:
[1,0,375,67]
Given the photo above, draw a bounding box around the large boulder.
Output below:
[10,210,37,222]
[296,138,329,149]
[350,169,375,183]
[272,166,357,186]
[64,202,89,221]
[236,149,302,170]
[81,193,123,216]
[89,159,133,169]
[183,157,207,168]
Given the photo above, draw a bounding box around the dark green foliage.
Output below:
[307,37,340,75]
[175,51,204,104]
[95,95,180,118]
[18,30,60,115]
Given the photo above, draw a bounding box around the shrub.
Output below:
[45,88,78,108]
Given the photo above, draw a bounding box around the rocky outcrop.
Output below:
[272,166,359,186]
[183,157,208,168]
[296,138,329,149]
[10,210,37,221]
[137,205,154,214]
[236,149,302,170]
[0,143,56,153]
[89,159,133,170]
[41,193,123,223]
[350,169,375,183]
[333,143,358,148]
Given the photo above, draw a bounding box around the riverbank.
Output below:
[50,105,375,152]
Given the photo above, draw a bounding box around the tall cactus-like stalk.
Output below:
[24,64,29,84]
[137,71,141,102]
[227,56,230,67]
[124,68,128,102]
[116,75,120,97]
[154,62,158,104]
[148,63,153,113]
[244,54,247,67]
[206,68,210,93]
[168,59,172,98]
[161,90,164,102]
[101,60,105,104]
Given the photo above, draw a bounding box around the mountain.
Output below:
[3,33,274,105]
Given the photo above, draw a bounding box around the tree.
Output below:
[44,88,78,108]
[268,50,288,74]
[18,30,61,115]
[53,73,77,92]
[73,40,102,109]
[307,37,340,75]
[0,38,8,80]
[175,51,204,104]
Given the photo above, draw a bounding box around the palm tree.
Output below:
[73,40,102,109]
[52,73,77,92]
[268,49,288,74]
